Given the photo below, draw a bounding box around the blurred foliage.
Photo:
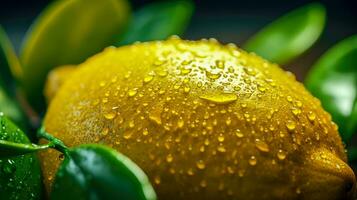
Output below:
[19,0,130,112]
[244,3,326,64]
[0,26,21,94]
[117,0,194,46]
[0,27,28,129]
[0,115,42,200]
[51,144,156,200]
[305,35,357,144]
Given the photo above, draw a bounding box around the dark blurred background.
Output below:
[0,0,356,81]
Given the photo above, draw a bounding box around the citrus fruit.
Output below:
[40,37,356,200]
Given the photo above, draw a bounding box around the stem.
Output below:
[37,126,68,155]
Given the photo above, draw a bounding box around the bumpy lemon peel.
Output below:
[41,37,355,200]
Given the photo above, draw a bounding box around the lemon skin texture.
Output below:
[41,38,356,200]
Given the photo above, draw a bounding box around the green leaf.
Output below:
[0,114,43,199]
[244,3,326,64]
[0,26,22,94]
[19,0,131,112]
[51,144,156,200]
[0,140,51,157]
[305,35,357,142]
[117,0,194,46]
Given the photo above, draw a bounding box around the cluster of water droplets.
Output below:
[0,113,39,199]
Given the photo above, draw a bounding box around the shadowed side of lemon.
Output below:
[41,37,355,200]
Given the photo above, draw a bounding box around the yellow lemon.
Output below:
[40,37,356,200]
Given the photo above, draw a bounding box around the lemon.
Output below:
[40,37,356,200]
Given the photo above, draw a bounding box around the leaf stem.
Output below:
[37,126,68,155]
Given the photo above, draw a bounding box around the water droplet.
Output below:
[129,120,135,128]
[2,159,16,174]
[296,187,301,194]
[199,93,237,104]
[255,139,269,152]
[243,67,257,76]
[286,120,296,131]
[177,118,184,128]
[142,128,149,136]
[180,67,192,75]
[58,154,65,161]
[235,129,244,138]
[205,70,221,80]
[128,89,138,97]
[217,134,225,142]
[123,131,133,139]
[104,112,116,120]
[215,60,225,69]
[196,160,206,169]
[249,156,257,166]
[217,145,226,153]
[307,111,316,121]
[102,128,109,136]
[277,149,287,160]
[187,168,194,176]
[166,154,173,163]
[184,87,191,93]
[200,180,207,188]
[155,68,168,77]
[154,175,161,185]
[225,117,232,126]
[258,86,266,92]
[143,75,154,83]
[227,166,235,174]
[291,107,301,116]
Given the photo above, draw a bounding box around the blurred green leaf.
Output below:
[0,114,42,199]
[20,0,131,112]
[117,0,194,46]
[244,3,326,64]
[305,35,357,142]
[51,144,156,200]
[0,26,22,94]
[0,84,27,129]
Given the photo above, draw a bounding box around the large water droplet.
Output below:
[199,93,237,104]
[104,112,116,120]
[205,70,221,80]
[166,154,173,163]
[286,120,296,131]
[196,160,206,170]
[255,139,269,152]
[249,156,257,166]
[277,149,287,160]
[307,111,316,121]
